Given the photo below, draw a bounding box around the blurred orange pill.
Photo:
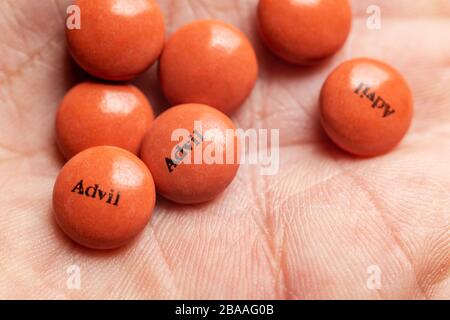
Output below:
[56,82,154,159]
[53,146,156,249]
[66,0,165,80]
[320,58,413,157]
[141,104,240,204]
[159,20,258,115]
[258,0,352,65]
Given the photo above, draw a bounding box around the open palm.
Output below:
[0,0,448,299]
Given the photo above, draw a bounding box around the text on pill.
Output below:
[71,180,121,206]
[354,83,396,118]
[165,130,204,173]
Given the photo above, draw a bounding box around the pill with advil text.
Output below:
[258,0,352,65]
[320,58,413,157]
[53,146,156,249]
[56,82,154,159]
[66,0,165,80]
[159,20,258,115]
[140,104,240,204]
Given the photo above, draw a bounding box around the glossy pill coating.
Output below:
[66,0,165,80]
[320,58,413,157]
[53,146,156,249]
[258,0,352,65]
[141,104,240,204]
[56,82,154,159]
[159,20,258,115]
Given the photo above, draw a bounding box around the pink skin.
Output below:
[0,0,449,299]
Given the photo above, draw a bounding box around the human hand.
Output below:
[0,0,448,299]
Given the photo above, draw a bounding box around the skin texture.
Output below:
[258,0,352,65]
[53,146,156,249]
[56,82,154,159]
[159,19,258,114]
[141,104,239,204]
[0,0,449,299]
[67,0,165,80]
[320,58,413,156]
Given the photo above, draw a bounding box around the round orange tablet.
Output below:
[159,20,258,115]
[56,82,154,159]
[258,0,352,65]
[320,58,413,157]
[141,104,240,204]
[53,146,156,249]
[66,0,165,80]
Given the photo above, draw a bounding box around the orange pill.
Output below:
[141,104,240,204]
[159,20,258,114]
[66,0,165,80]
[53,146,156,249]
[258,0,352,65]
[320,58,413,156]
[56,82,154,159]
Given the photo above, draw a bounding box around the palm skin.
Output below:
[0,0,448,299]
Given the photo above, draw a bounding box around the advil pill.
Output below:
[56,82,154,159]
[140,104,240,204]
[66,0,165,80]
[159,20,258,115]
[258,0,352,65]
[53,146,156,249]
[320,58,413,156]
